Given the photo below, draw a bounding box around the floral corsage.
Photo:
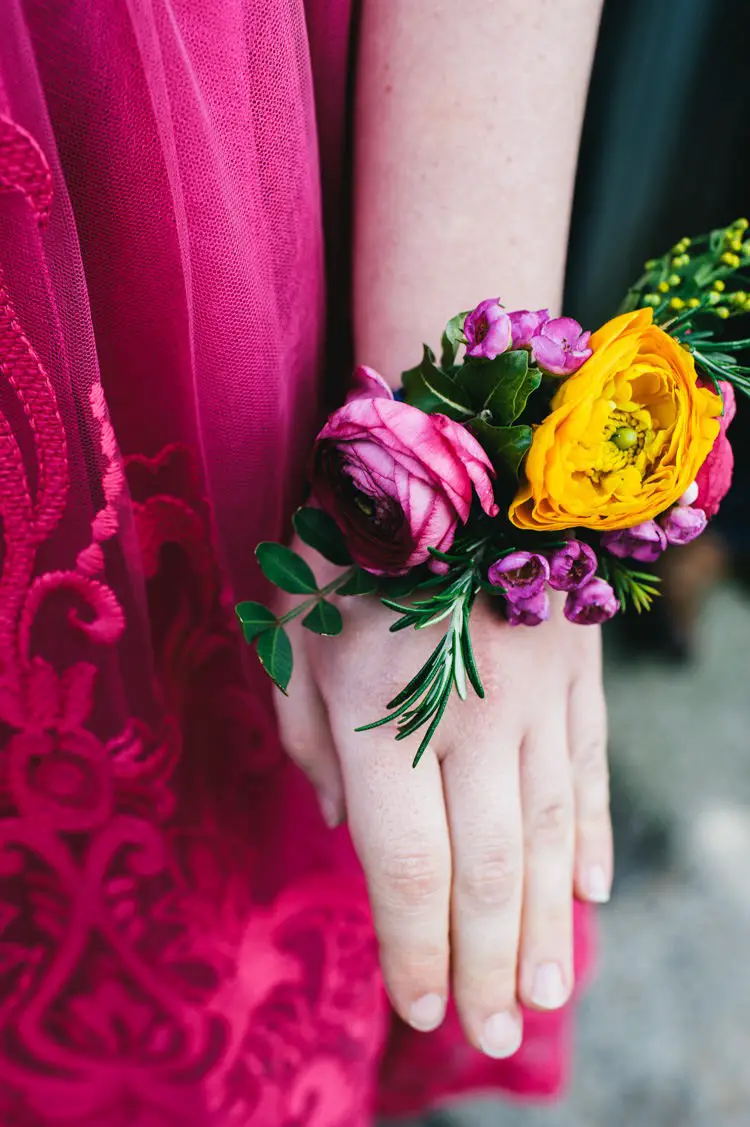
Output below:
[238,220,747,764]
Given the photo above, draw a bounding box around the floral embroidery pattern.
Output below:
[0,116,385,1126]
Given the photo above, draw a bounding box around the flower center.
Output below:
[508,560,539,582]
[611,425,638,451]
[586,405,656,482]
[473,314,489,344]
[353,493,376,517]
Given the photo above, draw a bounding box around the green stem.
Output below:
[277,566,358,625]
[699,337,750,351]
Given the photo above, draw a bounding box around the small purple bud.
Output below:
[661,505,707,546]
[488,551,550,599]
[602,520,668,564]
[463,298,512,360]
[428,557,451,577]
[530,316,592,377]
[508,308,550,350]
[564,577,619,625]
[548,540,598,591]
[506,588,551,627]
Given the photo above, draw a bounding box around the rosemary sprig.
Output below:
[356,569,483,767]
[600,556,661,614]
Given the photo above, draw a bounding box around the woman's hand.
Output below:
[274,540,611,1059]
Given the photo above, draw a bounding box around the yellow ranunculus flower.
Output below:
[509,308,722,532]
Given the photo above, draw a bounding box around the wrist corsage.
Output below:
[238,219,746,765]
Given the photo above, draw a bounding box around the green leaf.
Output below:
[440,312,468,368]
[255,626,293,693]
[484,351,541,425]
[380,574,418,598]
[469,419,533,478]
[302,599,343,636]
[457,350,540,423]
[402,345,474,420]
[256,542,318,594]
[235,600,277,642]
[337,568,378,596]
[292,507,352,566]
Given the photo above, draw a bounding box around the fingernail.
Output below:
[586,864,611,903]
[408,993,446,1032]
[480,1010,523,1059]
[319,794,341,829]
[530,962,568,1010]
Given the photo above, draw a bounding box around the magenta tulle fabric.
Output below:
[0,1,592,1123]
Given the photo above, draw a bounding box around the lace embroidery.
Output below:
[0,115,386,1125]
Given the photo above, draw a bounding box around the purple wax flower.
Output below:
[464,298,512,360]
[661,505,707,546]
[428,557,451,577]
[506,588,550,627]
[602,520,668,564]
[564,577,619,625]
[488,550,550,599]
[509,308,550,349]
[548,539,598,591]
[530,316,592,376]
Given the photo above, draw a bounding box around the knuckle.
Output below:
[572,734,608,778]
[459,843,520,909]
[530,799,572,842]
[377,847,446,904]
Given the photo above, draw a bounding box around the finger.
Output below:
[442,737,525,1059]
[274,637,346,827]
[517,716,575,1012]
[334,725,452,1034]
[568,656,611,904]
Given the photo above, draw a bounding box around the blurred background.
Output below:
[392,1,750,1123]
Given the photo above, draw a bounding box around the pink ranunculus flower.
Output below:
[488,551,549,599]
[505,588,550,627]
[530,316,592,376]
[311,386,498,576]
[346,364,394,403]
[602,520,668,564]
[564,577,619,625]
[509,308,550,349]
[548,539,598,591]
[661,505,707,546]
[695,380,736,518]
[463,298,512,360]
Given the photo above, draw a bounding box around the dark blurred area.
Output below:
[567,0,750,575]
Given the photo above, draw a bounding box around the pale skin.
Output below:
[276,0,609,1060]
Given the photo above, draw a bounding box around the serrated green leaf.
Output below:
[292,507,352,566]
[458,351,540,423]
[402,345,474,420]
[440,312,468,368]
[456,357,509,411]
[484,351,541,425]
[235,601,277,642]
[302,599,343,636]
[255,626,293,693]
[469,419,533,478]
[256,542,318,594]
[337,568,378,596]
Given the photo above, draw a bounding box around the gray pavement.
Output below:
[389,582,750,1127]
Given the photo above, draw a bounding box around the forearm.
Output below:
[353,0,602,385]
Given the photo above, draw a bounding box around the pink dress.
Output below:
[0,1,592,1123]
